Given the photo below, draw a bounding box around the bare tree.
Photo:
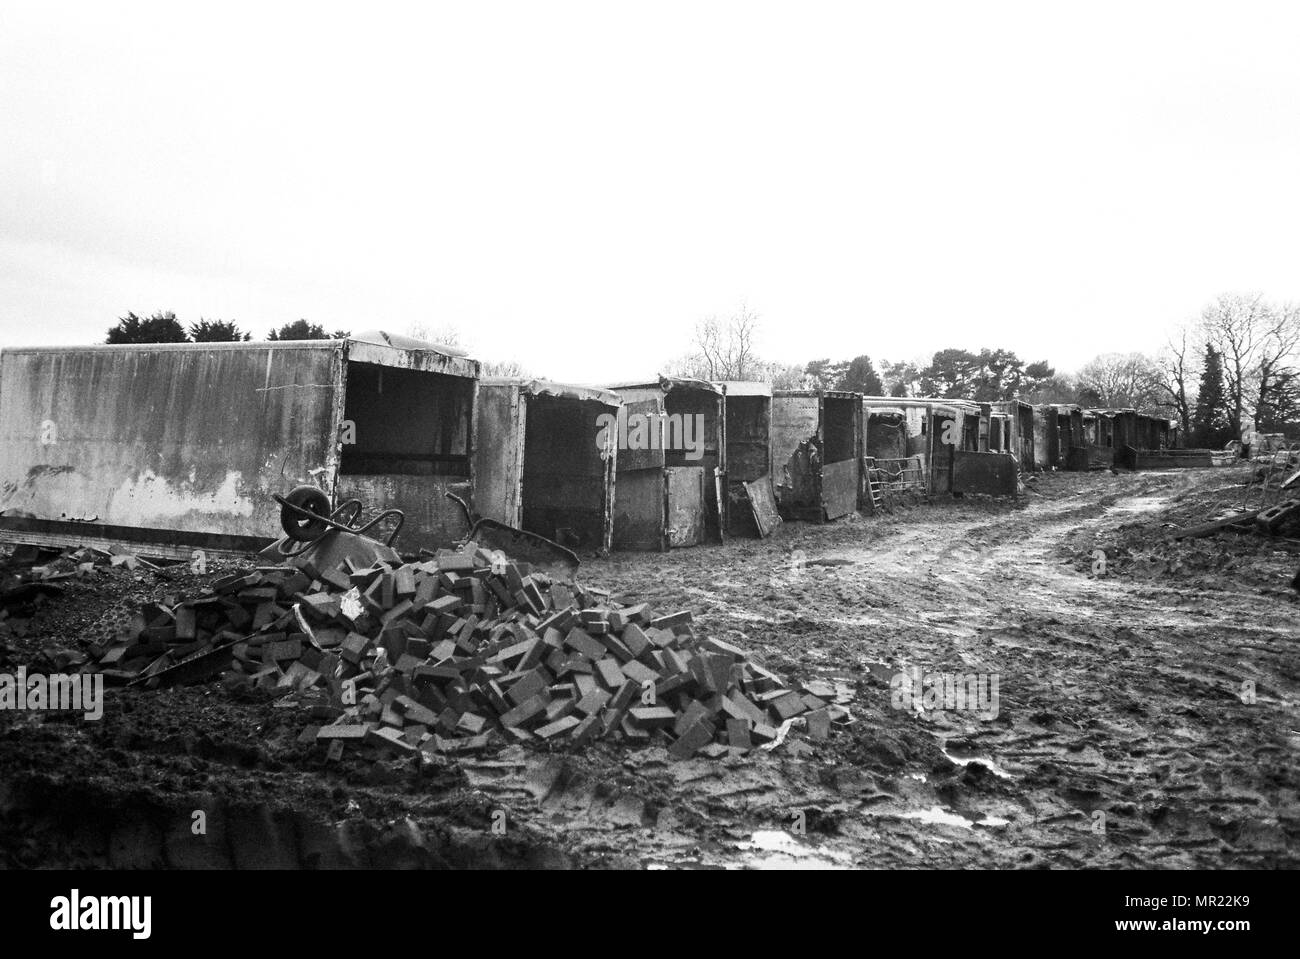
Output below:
[1251,301,1300,432]
[1200,292,1271,438]
[480,359,532,377]
[407,322,463,348]
[1076,352,1162,410]
[684,303,760,381]
[1153,325,1198,437]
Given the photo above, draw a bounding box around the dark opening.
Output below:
[521,396,609,547]
[663,387,721,540]
[725,395,770,483]
[340,362,473,476]
[822,397,856,463]
[865,414,907,460]
[662,388,720,469]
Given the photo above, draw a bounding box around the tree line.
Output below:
[669,294,1300,447]
[105,312,349,344]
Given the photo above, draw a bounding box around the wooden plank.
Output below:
[1171,510,1262,539]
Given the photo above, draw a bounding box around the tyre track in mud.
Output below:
[2,471,1295,869]
[582,470,1299,867]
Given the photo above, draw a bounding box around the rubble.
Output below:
[1,544,145,643]
[78,536,850,761]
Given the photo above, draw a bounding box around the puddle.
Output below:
[733,830,854,869]
[898,806,1011,830]
[942,749,1013,779]
[1106,496,1168,514]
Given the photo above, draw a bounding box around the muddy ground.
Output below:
[2,467,1297,869]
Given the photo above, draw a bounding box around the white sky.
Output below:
[2,1,1299,383]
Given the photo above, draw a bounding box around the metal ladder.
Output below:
[864,458,886,513]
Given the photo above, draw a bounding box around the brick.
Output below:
[701,636,745,659]
[366,726,418,754]
[543,696,576,724]
[805,708,831,741]
[620,623,651,659]
[506,669,549,705]
[596,632,634,663]
[575,688,611,716]
[316,724,368,740]
[594,658,625,690]
[673,699,709,736]
[620,660,660,686]
[628,706,675,729]
[654,673,688,698]
[393,565,417,598]
[266,637,303,662]
[395,697,439,727]
[607,603,648,631]
[456,712,487,735]
[499,694,548,728]
[535,715,580,740]
[425,594,463,616]
[771,691,807,720]
[570,713,602,747]
[645,627,677,649]
[725,719,752,749]
[668,719,715,760]
[621,715,651,743]
[340,632,371,664]
[650,610,692,632]
[801,694,828,712]
[563,628,606,661]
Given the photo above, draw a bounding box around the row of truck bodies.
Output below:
[0,337,1179,556]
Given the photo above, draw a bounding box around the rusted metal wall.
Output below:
[723,392,772,537]
[952,450,1018,495]
[927,406,961,493]
[612,469,665,550]
[0,343,340,546]
[471,384,525,529]
[665,467,706,547]
[335,473,472,549]
[863,411,909,461]
[472,383,616,551]
[521,395,616,551]
[605,381,717,550]
[771,393,822,520]
[821,459,857,519]
[1032,405,1052,469]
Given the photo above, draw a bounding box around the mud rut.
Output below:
[2,472,1295,869]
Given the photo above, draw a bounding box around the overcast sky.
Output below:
[2,1,1299,383]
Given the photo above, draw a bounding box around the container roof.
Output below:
[604,375,722,395]
[715,380,772,397]
[479,377,620,406]
[2,329,479,378]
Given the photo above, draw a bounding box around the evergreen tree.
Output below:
[106,311,189,344]
[189,319,251,342]
[268,319,329,341]
[1192,345,1231,448]
[838,355,885,395]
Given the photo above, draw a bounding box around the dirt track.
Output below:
[2,469,1297,868]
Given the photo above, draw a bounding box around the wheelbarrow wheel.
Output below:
[280,485,332,541]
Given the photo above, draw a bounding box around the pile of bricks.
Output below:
[83,541,847,761]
